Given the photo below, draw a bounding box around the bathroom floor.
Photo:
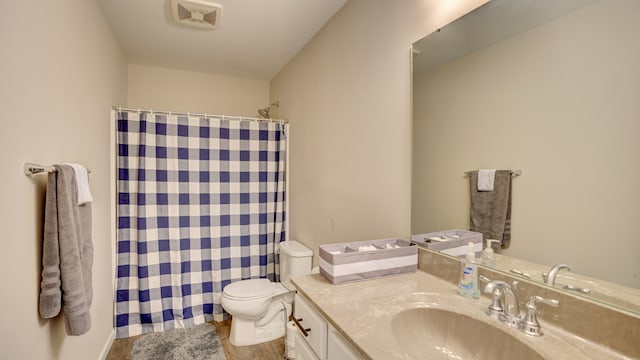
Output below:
[106,319,285,360]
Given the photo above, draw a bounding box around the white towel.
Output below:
[477,169,496,191]
[65,163,93,205]
[358,245,378,252]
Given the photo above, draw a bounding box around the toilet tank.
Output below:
[279,241,313,288]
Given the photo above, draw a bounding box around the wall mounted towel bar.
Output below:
[464,169,522,176]
[24,162,92,175]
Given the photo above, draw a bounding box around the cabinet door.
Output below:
[294,294,328,360]
[296,331,321,360]
[327,326,363,360]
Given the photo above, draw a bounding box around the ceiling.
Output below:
[97,0,347,81]
[413,0,599,75]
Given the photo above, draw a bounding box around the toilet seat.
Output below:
[223,278,275,300]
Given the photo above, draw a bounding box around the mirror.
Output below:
[411,0,640,314]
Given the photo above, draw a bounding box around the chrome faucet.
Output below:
[481,276,560,337]
[542,263,571,286]
[482,279,520,327]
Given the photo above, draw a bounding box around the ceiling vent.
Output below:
[171,0,222,29]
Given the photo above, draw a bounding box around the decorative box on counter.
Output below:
[410,229,483,257]
[319,238,417,284]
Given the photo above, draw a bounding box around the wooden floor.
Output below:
[106,319,285,360]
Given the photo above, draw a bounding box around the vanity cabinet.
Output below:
[294,293,363,360]
[294,293,327,360]
[295,330,320,360]
[327,325,362,360]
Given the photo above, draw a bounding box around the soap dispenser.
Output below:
[458,242,480,299]
[481,239,500,268]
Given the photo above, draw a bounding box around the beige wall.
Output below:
[413,0,640,288]
[270,0,488,263]
[127,65,269,117]
[0,0,127,359]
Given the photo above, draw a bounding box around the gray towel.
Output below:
[469,170,512,249]
[39,164,93,336]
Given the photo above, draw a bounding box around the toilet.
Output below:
[221,240,313,346]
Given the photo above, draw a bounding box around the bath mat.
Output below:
[131,323,226,360]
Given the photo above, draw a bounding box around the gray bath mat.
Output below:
[131,323,226,360]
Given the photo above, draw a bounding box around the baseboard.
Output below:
[99,328,116,360]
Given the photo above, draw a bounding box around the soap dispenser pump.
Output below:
[481,239,500,268]
[458,242,480,299]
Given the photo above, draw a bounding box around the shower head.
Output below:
[257,101,280,119]
[258,107,270,118]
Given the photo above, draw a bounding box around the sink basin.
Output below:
[392,307,545,360]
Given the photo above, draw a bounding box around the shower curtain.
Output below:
[114,110,287,338]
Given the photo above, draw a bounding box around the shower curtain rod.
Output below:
[113,106,288,124]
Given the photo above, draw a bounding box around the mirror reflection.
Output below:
[411,0,640,313]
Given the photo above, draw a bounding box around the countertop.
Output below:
[492,253,640,314]
[292,270,630,360]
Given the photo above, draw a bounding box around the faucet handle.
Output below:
[519,295,559,336]
[563,284,591,294]
[480,278,507,320]
[510,268,532,279]
[529,295,559,307]
[484,286,504,319]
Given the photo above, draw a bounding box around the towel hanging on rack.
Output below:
[38,164,93,336]
[468,170,513,249]
[477,169,497,191]
[64,163,93,205]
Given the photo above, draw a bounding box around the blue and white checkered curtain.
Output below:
[114,110,287,338]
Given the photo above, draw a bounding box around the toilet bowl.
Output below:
[221,240,313,346]
[221,279,293,346]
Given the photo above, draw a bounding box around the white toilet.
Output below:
[221,240,313,346]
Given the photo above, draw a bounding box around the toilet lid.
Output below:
[224,278,275,299]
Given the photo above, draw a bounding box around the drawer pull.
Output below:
[292,316,311,337]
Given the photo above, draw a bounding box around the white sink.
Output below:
[293,272,625,360]
[392,307,545,360]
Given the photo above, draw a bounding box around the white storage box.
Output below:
[411,229,483,257]
[319,238,417,284]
